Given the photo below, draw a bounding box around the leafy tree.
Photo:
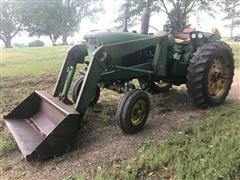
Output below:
[120,0,215,33]
[19,0,62,45]
[22,0,103,45]
[155,0,217,33]
[0,0,24,48]
[221,0,240,37]
[116,0,146,30]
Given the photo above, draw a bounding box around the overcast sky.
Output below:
[1,0,239,46]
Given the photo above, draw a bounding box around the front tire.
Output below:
[72,78,100,106]
[116,89,150,134]
[187,42,234,108]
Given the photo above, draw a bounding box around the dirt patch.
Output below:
[0,88,206,180]
[228,69,240,104]
[1,70,239,180]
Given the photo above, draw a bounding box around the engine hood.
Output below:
[84,31,153,55]
[85,31,152,45]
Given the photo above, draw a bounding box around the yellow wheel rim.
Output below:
[130,100,146,126]
[208,56,231,99]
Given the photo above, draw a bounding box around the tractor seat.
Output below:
[175,34,190,44]
[154,31,189,44]
[174,28,195,44]
[174,33,190,40]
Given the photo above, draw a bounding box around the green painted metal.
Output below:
[60,66,76,99]
[53,44,88,97]
[85,32,152,56]
[173,43,193,62]
[75,30,223,111]
[101,62,153,80]
[100,36,163,60]
[87,31,152,44]
[75,35,164,111]
[75,52,104,112]
[152,36,168,76]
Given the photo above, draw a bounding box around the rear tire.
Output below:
[116,89,150,134]
[187,42,234,108]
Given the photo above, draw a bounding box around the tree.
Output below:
[221,0,240,37]
[19,0,61,45]
[155,0,216,33]
[22,0,103,45]
[0,0,23,48]
[116,0,146,30]
[141,0,152,33]
[59,0,103,44]
[120,0,215,33]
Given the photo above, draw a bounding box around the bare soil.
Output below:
[0,69,239,180]
[228,69,240,104]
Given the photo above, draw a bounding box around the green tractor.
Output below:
[4,28,234,160]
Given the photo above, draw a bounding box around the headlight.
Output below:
[197,33,204,39]
[191,33,197,39]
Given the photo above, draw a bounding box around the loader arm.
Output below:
[53,44,88,97]
[75,35,164,112]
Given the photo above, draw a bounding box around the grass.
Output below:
[0,132,16,157]
[95,106,240,179]
[230,41,240,67]
[0,41,239,80]
[1,46,69,78]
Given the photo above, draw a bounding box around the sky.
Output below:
[1,0,240,46]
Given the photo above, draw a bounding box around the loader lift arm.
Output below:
[53,44,88,98]
[75,35,166,112]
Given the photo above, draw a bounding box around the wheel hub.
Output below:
[130,100,146,126]
[208,56,230,99]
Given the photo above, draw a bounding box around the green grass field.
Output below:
[1,46,69,78]
[1,41,239,79]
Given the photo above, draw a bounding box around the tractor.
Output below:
[4,25,235,160]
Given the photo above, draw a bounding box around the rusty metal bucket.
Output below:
[4,91,82,160]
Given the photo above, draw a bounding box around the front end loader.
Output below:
[4,30,234,160]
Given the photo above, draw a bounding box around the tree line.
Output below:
[0,0,103,48]
[1,0,239,48]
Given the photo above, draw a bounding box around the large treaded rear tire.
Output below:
[187,42,234,108]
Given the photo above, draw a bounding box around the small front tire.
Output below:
[116,89,150,134]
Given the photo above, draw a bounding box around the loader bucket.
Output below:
[4,91,82,161]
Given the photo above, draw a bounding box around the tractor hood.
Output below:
[84,31,152,55]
